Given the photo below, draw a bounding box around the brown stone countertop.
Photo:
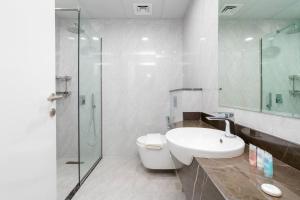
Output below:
[172,120,216,129]
[197,149,300,200]
[173,120,300,200]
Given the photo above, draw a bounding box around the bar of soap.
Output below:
[261,184,282,197]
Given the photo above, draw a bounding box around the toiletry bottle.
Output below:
[249,144,257,166]
[257,148,264,170]
[264,151,273,178]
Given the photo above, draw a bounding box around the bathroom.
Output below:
[1,0,300,199]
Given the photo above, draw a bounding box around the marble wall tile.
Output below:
[201,90,219,114]
[182,91,202,113]
[170,91,183,123]
[170,91,203,123]
[183,0,219,89]
[56,18,79,160]
[183,0,219,115]
[87,19,183,156]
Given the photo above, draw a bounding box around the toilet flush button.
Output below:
[261,184,282,197]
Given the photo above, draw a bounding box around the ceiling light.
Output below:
[67,36,75,40]
[245,37,254,42]
[140,62,156,66]
[92,37,99,41]
[80,37,87,40]
[134,51,156,55]
[156,54,166,58]
[141,37,149,41]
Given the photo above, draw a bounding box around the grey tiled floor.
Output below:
[72,156,186,200]
[57,157,96,200]
[57,157,78,200]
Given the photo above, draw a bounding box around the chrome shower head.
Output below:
[67,23,85,34]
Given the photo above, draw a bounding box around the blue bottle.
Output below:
[264,151,273,178]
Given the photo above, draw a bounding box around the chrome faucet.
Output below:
[206,112,236,138]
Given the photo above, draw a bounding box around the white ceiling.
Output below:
[219,0,300,19]
[56,0,192,19]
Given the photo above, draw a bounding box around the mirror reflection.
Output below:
[219,0,300,118]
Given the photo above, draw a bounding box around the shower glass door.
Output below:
[79,19,102,180]
[55,9,80,200]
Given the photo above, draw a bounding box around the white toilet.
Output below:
[136,134,183,170]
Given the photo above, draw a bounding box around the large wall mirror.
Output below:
[219,0,300,118]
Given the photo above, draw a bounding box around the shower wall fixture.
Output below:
[56,75,72,98]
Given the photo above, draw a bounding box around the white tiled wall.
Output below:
[182,91,202,113]
[183,0,219,114]
[170,90,202,123]
[170,91,183,123]
[88,19,183,156]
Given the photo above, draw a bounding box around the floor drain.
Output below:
[65,161,84,164]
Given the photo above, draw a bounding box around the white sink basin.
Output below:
[166,128,245,165]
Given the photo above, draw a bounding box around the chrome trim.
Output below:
[169,88,203,93]
[55,8,80,12]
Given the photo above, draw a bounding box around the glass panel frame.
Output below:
[78,18,103,182]
[55,8,81,200]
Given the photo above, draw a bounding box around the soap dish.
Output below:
[261,183,282,197]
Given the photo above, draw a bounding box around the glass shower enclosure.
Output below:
[261,22,300,117]
[55,8,102,200]
[79,19,103,181]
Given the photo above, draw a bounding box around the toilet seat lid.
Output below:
[137,135,167,145]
